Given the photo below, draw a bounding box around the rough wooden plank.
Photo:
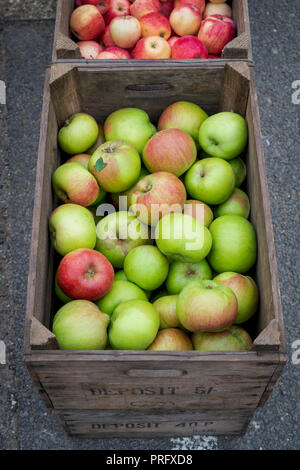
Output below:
[30,318,58,350]
[220,62,250,116]
[252,319,281,351]
[222,32,249,60]
[55,32,81,60]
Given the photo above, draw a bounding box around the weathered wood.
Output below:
[30,317,59,350]
[220,62,250,116]
[252,319,281,351]
[51,0,252,63]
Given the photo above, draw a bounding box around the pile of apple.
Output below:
[50,101,259,352]
[70,0,236,59]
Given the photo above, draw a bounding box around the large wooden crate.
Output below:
[52,0,252,63]
[24,62,286,438]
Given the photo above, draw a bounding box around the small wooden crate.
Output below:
[24,62,286,438]
[52,0,252,63]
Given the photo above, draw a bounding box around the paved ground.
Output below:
[0,0,299,450]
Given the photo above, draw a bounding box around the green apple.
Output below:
[177,280,238,332]
[109,299,160,350]
[192,326,252,351]
[86,123,106,155]
[153,295,180,329]
[148,328,193,351]
[214,188,250,219]
[184,158,235,205]
[49,204,96,256]
[114,270,128,281]
[155,213,212,263]
[111,167,149,210]
[157,101,208,147]
[96,280,148,315]
[88,140,141,193]
[58,113,99,155]
[214,272,259,324]
[52,162,100,207]
[124,245,169,290]
[52,300,109,350]
[229,157,247,187]
[208,215,257,273]
[166,260,212,294]
[104,108,155,154]
[184,200,214,227]
[198,112,248,160]
[55,270,71,303]
[96,211,151,268]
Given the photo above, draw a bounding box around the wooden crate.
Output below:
[52,0,252,63]
[24,62,286,438]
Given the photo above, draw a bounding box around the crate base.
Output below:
[57,409,253,438]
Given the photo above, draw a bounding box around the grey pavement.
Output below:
[0,0,299,450]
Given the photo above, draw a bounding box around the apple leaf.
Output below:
[94,157,107,173]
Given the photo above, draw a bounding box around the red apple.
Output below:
[208,53,220,58]
[130,0,160,20]
[139,12,171,39]
[204,1,232,19]
[184,200,213,227]
[168,35,180,47]
[160,0,174,18]
[99,24,117,46]
[153,295,180,329]
[198,14,236,55]
[148,328,193,350]
[174,0,205,14]
[57,248,114,301]
[70,5,105,40]
[130,171,186,226]
[66,153,91,168]
[110,15,141,48]
[169,5,202,36]
[142,128,197,176]
[76,0,83,6]
[106,46,131,58]
[96,51,119,58]
[133,35,171,58]
[171,35,208,58]
[77,40,103,58]
[103,0,130,24]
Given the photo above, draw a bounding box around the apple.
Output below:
[130,171,186,226]
[166,259,212,294]
[210,0,228,4]
[110,15,141,48]
[103,0,130,24]
[96,279,148,314]
[133,35,171,58]
[168,36,180,47]
[139,12,171,40]
[52,162,100,207]
[142,129,197,176]
[114,270,128,281]
[155,213,212,263]
[49,204,96,256]
[177,280,238,332]
[160,0,174,18]
[153,294,180,328]
[171,35,208,59]
[130,0,160,20]
[204,2,232,19]
[169,6,202,37]
[96,0,110,15]
[52,300,109,350]
[70,5,105,40]
[192,325,252,351]
[87,124,106,155]
[198,14,236,55]
[58,113,99,155]
[184,200,213,227]
[229,157,247,187]
[100,25,117,47]
[184,158,235,205]
[96,211,151,268]
[214,188,250,219]
[124,245,169,290]
[55,270,72,303]
[199,112,248,160]
[106,46,131,58]
[111,167,149,210]
[214,272,259,324]
[66,153,90,168]
[148,328,193,350]
[158,101,208,147]
[104,107,155,154]
[57,248,114,301]
[109,299,160,349]
[96,51,118,58]
[174,0,205,14]
[208,215,257,273]
[77,40,103,58]
[88,140,141,193]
